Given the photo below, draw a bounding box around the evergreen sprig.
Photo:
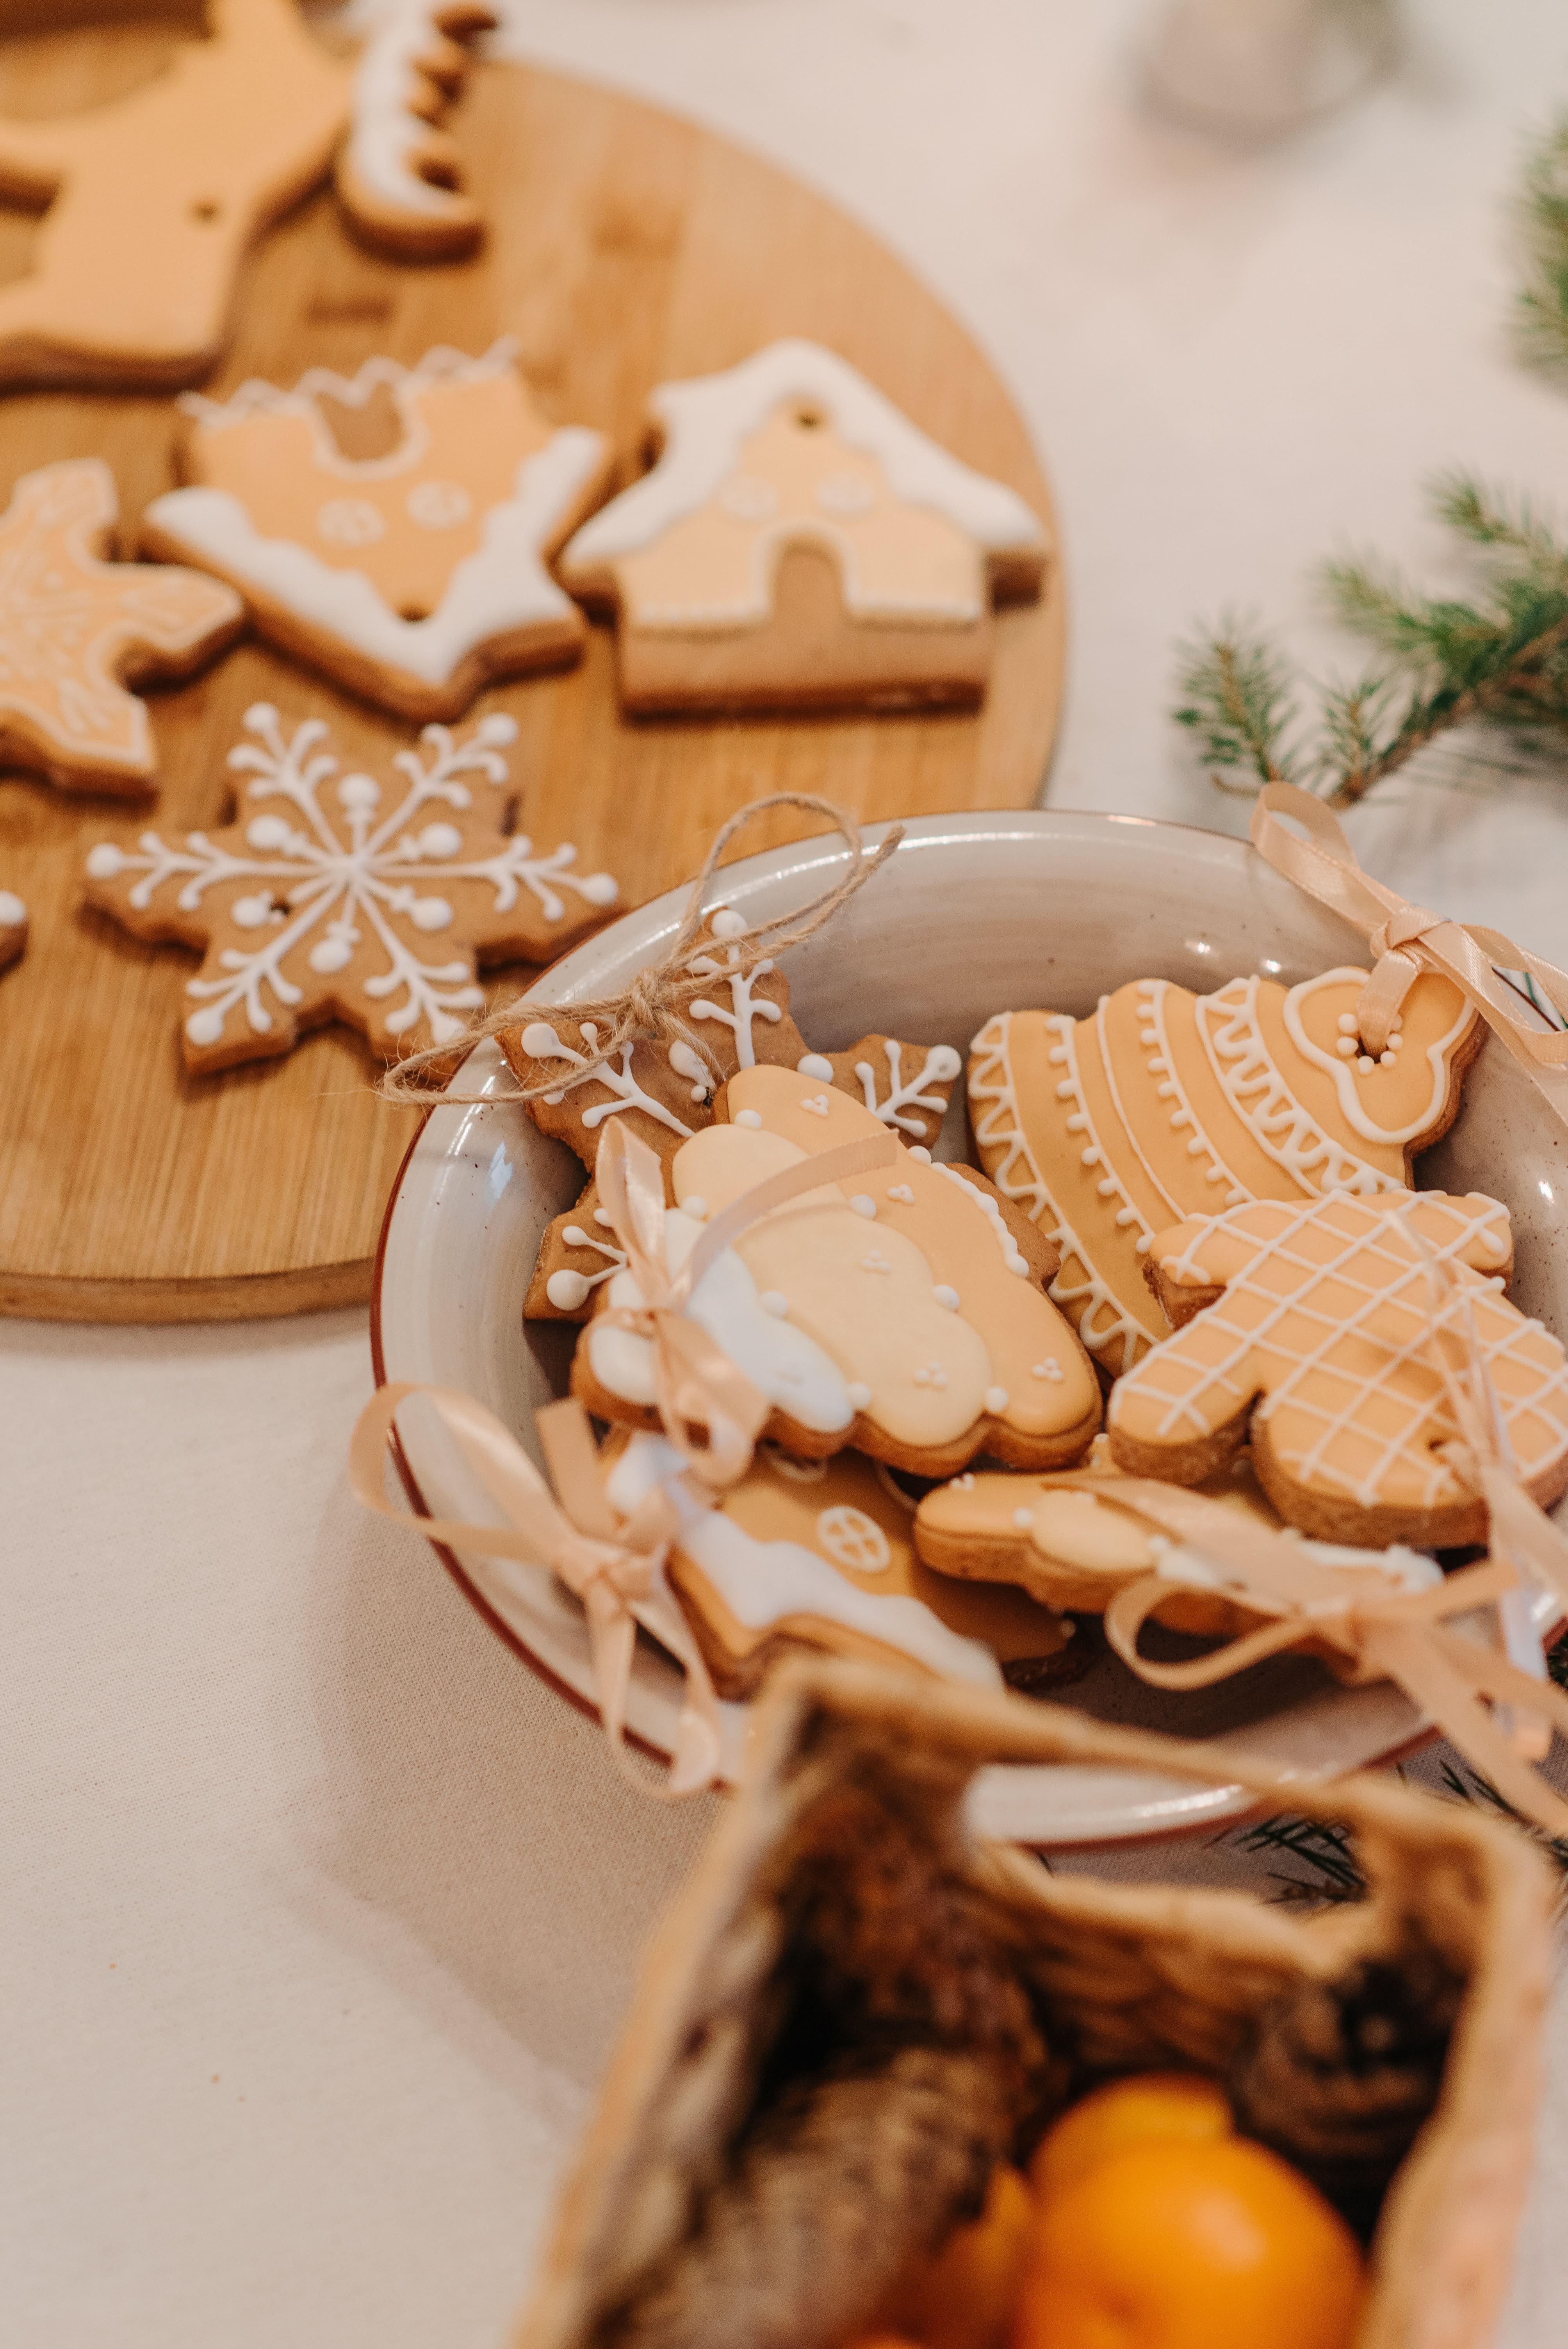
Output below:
[1517,112,1568,374]
[1175,472,1568,807]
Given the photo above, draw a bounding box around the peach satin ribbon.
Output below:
[593,1118,900,1488]
[351,1381,723,1798]
[1250,779,1568,1078]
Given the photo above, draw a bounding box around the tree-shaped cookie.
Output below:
[0,460,243,792]
[516,907,966,1320]
[83,702,617,1073]
[605,1431,1079,1699]
[1106,1191,1568,1547]
[969,966,1483,1382]
[558,337,1049,715]
[574,1059,1102,1476]
[143,343,611,722]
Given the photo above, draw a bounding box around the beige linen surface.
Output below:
[8,1,1568,2343]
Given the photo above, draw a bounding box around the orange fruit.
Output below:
[1013,2134,1367,2349]
[884,2164,1037,2349]
[1030,2072,1233,2204]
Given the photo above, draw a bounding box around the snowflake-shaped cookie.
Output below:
[83,702,617,1072]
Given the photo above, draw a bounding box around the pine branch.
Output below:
[1516,113,1568,376]
[1173,620,1299,789]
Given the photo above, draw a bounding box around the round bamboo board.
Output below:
[0,21,1064,1322]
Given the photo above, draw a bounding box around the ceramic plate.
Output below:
[372,812,1562,1844]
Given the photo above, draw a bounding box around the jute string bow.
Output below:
[1251,779,1568,1082]
[1085,1233,1568,1835]
[380,792,903,1107]
[592,1117,900,1489]
[350,1381,723,1797]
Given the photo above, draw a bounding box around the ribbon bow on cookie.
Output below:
[1252,780,1568,1083]
[351,1381,723,1796]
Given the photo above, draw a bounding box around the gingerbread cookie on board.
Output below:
[1105,1190,1568,1548]
[83,702,616,1072]
[604,1433,1079,1699]
[515,908,965,1320]
[968,967,1484,1383]
[557,338,1049,716]
[335,2,495,260]
[0,0,351,393]
[0,460,244,794]
[575,1060,1101,1476]
[142,344,611,722]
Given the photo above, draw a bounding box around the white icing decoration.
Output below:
[342,0,486,229]
[846,1382,873,1409]
[1282,968,1476,1146]
[800,1093,832,1116]
[407,480,471,530]
[935,1163,1031,1276]
[849,1194,876,1218]
[1032,1359,1064,1382]
[720,476,779,523]
[519,1018,693,1138]
[861,1253,891,1273]
[682,1194,709,1221]
[887,1183,915,1205]
[814,1505,891,1572]
[685,934,782,1068]
[852,1038,962,1137]
[546,1221,627,1310]
[912,1363,949,1389]
[562,340,1046,589]
[907,1146,933,1164]
[317,498,385,548]
[1196,974,1399,1196]
[1013,1507,1034,1531]
[0,890,24,927]
[763,1447,828,1482]
[151,346,608,697]
[760,1290,790,1318]
[934,1285,961,1311]
[816,472,877,517]
[796,1053,834,1079]
[735,1108,763,1129]
[94,705,608,1050]
[710,908,748,940]
[589,1211,854,1435]
[667,1038,713,1103]
[984,1386,1010,1414]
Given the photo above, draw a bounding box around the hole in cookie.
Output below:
[398,602,431,622]
[791,403,826,430]
[189,198,221,223]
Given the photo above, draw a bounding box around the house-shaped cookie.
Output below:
[557,339,1049,716]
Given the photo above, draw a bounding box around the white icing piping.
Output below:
[343,0,486,228]
[561,339,1047,567]
[1196,975,1397,1198]
[1127,979,1250,1212]
[935,1164,1030,1277]
[854,1038,961,1138]
[1282,968,1477,1146]
[686,934,781,1069]
[545,1225,627,1311]
[178,340,519,479]
[519,1019,695,1139]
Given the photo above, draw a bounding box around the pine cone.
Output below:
[1229,1948,1463,2234]
[600,2046,1009,2349]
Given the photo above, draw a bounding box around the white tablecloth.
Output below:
[7,3,1568,2341]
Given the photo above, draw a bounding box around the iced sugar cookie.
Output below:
[968,968,1483,1381]
[1106,1190,1568,1547]
[0,460,243,794]
[558,339,1049,716]
[336,2,494,260]
[83,702,616,1073]
[142,343,611,722]
[605,1433,1078,1699]
[575,1060,1101,1476]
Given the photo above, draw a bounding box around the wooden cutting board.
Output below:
[0,17,1064,1322]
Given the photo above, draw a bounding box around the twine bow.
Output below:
[1250,779,1568,1085]
[350,1381,723,1797]
[380,791,903,1107]
[592,1117,900,1488]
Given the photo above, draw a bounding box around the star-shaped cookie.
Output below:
[83,702,618,1073]
[0,460,244,794]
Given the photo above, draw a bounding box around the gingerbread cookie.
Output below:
[557,338,1049,715]
[142,343,611,722]
[0,460,243,794]
[0,0,351,392]
[604,1432,1078,1698]
[576,1060,1101,1475]
[515,908,964,1319]
[336,2,494,260]
[83,702,616,1072]
[0,889,25,977]
[968,967,1483,1382]
[1105,1189,1568,1547]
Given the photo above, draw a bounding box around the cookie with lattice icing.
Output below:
[1105,1189,1568,1547]
[968,966,1484,1385]
[574,1059,1101,1475]
[142,343,611,722]
[515,910,964,1318]
[604,1431,1079,1700]
[557,338,1048,716]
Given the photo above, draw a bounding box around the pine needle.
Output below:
[1173,618,1299,789]
[1516,113,1568,376]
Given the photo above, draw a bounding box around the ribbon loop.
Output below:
[350,1380,724,1799]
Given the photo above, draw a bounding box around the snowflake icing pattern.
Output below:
[84,702,617,1068]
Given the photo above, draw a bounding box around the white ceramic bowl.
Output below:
[372,811,1563,1844]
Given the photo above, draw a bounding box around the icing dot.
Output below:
[908,1147,932,1164]
[593,1208,615,1228]
[1225,1188,1246,1206]
[1135,1235,1151,1254]
[1096,1178,1117,1198]
[245,815,292,851]
[1357,1055,1375,1074]
[1115,1207,1139,1227]
[0,890,23,925]
[1056,1081,1075,1101]
[232,892,276,929]
[849,1194,876,1218]
[546,1269,591,1310]
[796,1053,834,1078]
[1390,1030,1404,1050]
[415,822,463,859]
[984,1386,1010,1415]
[184,1005,227,1047]
[519,1021,563,1058]
[933,1285,961,1310]
[563,1227,589,1246]
[1080,1148,1099,1167]
[1048,1046,1068,1066]
[307,936,354,974]
[759,1290,790,1317]
[1032,1360,1064,1382]
[1169,1110,1189,1129]
[1336,1037,1357,1057]
[846,1382,873,1410]
[337,772,380,813]
[1205,1166,1225,1183]
[709,907,748,939]
[410,896,453,932]
[1004,1250,1029,1276]
[1012,1507,1034,1531]
[1337,1013,1358,1034]
[735,1108,763,1128]
[85,843,126,879]
[1139,1029,1158,1046]
[887,1183,915,1204]
[1379,1051,1397,1067]
[1156,1081,1177,1099]
[683,1194,709,1220]
[1186,1137,1205,1156]
[861,1253,891,1274]
[800,1093,831,1116]
[912,1363,948,1389]
[1066,1114,1087,1133]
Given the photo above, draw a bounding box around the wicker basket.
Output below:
[518,1661,1554,2349]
